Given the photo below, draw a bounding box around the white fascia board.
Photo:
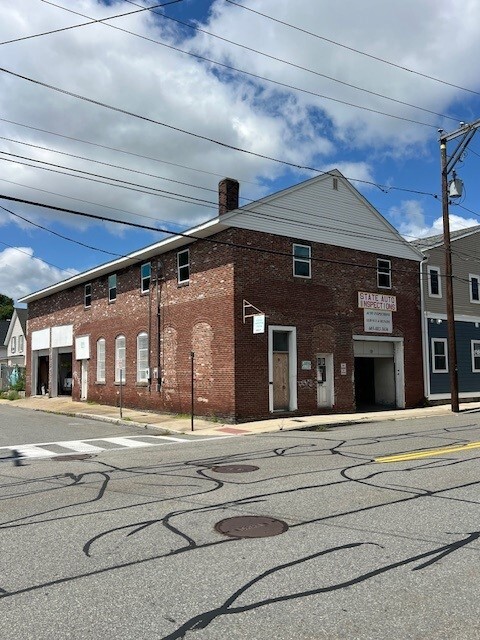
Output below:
[417,226,480,252]
[18,217,228,303]
[425,311,480,323]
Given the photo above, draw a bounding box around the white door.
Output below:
[81,360,88,400]
[317,354,333,408]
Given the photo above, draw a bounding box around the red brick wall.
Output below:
[26,227,424,422]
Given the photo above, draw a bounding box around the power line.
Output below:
[35,2,440,128]
[0,1,183,45]
[0,117,250,182]
[0,204,122,257]
[0,150,434,250]
[123,0,458,123]
[0,66,440,198]
[0,239,68,272]
[0,193,421,276]
[224,0,480,98]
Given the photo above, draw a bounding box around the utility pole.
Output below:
[439,118,480,413]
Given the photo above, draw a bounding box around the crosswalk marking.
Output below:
[56,440,106,453]
[0,433,226,461]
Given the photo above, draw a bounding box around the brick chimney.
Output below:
[218,178,239,215]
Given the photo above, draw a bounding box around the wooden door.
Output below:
[273,352,289,410]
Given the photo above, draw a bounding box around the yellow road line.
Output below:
[375,440,480,463]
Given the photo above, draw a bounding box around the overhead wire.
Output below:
[0,148,434,249]
[0,193,422,277]
[123,0,459,123]
[0,66,441,200]
[26,2,442,128]
[224,0,480,98]
[0,0,183,45]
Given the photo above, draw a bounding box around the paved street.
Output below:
[1,406,480,639]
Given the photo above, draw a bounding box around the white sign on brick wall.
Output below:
[364,309,392,333]
[358,291,396,311]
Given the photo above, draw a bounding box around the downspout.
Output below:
[420,255,430,403]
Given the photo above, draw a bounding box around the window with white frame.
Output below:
[141,263,151,293]
[84,283,92,307]
[18,335,24,353]
[377,258,391,289]
[293,244,311,278]
[137,332,149,382]
[97,338,105,382]
[428,266,441,297]
[108,274,117,302]
[177,249,190,284]
[432,338,448,373]
[472,340,480,372]
[11,336,16,354]
[115,335,126,383]
[470,274,480,303]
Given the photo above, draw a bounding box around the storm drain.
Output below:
[210,464,259,473]
[54,454,93,461]
[215,516,288,539]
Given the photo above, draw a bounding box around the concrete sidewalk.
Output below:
[2,395,480,437]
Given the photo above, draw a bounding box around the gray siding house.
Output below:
[413,226,480,401]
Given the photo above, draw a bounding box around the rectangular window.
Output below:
[432,338,448,373]
[108,274,117,302]
[177,249,190,284]
[470,274,480,303]
[115,335,126,383]
[18,335,24,353]
[293,244,311,278]
[137,332,149,382]
[84,283,92,308]
[11,336,16,353]
[472,340,480,372]
[377,259,391,289]
[428,267,441,297]
[141,262,151,293]
[97,338,105,382]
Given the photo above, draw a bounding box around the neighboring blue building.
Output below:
[413,226,480,402]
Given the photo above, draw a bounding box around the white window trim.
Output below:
[115,335,126,383]
[177,249,190,284]
[377,258,392,289]
[431,337,448,373]
[471,340,480,373]
[11,336,16,354]
[428,266,442,298]
[137,332,149,382]
[96,338,106,383]
[84,283,92,308]
[18,335,24,353]
[469,274,480,304]
[293,244,311,279]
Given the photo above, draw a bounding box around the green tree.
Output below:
[0,294,14,321]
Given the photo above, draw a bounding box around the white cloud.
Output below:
[390,199,479,239]
[0,247,77,302]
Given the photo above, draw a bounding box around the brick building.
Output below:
[19,172,425,422]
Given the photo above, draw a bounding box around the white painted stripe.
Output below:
[101,437,149,448]
[56,440,106,453]
[8,445,55,458]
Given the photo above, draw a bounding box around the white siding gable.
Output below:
[223,173,422,261]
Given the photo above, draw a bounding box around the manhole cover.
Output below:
[210,464,259,473]
[54,454,93,461]
[215,516,288,538]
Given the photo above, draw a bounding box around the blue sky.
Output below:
[2,0,480,302]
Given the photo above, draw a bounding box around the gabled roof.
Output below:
[4,307,27,344]
[410,224,480,251]
[18,171,423,304]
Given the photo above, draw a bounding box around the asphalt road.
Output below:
[1,405,480,639]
